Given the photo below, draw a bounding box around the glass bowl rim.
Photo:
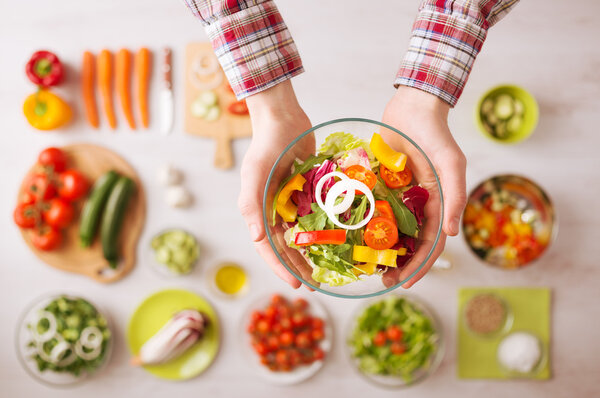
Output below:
[262,117,444,299]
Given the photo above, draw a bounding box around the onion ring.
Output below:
[192,53,219,76]
[324,179,375,230]
[50,340,77,367]
[75,339,102,361]
[189,69,223,91]
[80,326,103,349]
[32,311,57,343]
[314,172,355,214]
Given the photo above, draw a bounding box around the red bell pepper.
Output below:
[25,50,64,87]
[294,230,346,246]
[227,100,249,115]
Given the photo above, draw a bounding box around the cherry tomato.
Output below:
[364,216,399,250]
[253,342,269,356]
[21,192,37,205]
[13,203,39,229]
[271,294,286,306]
[295,332,312,348]
[279,317,292,331]
[291,311,308,328]
[311,317,324,330]
[25,173,56,201]
[275,349,289,366]
[344,165,377,193]
[38,147,67,172]
[313,347,325,361]
[279,331,294,347]
[247,323,256,334]
[267,335,280,351]
[256,319,271,334]
[380,164,412,189]
[374,200,395,223]
[57,169,89,201]
[227,100,249,115]
[30,226,62,251]
[386,325,403,342]
[311,328,325,342]
[293,297,308,311]
[391,342,406,355]
[373,331,387,347]
[288,349,302,367]
[264,306,278,320]
[250,310,262,323]
[43,198,74,229]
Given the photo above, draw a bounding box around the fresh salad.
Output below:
[26,296,111,376]
[348,296,439,384]
[272,132,429,287]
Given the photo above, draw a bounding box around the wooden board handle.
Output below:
[214,134,233,169]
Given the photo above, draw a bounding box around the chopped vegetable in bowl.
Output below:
[150,229,200,276]
[347,295,443,387]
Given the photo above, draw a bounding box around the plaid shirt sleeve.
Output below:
[395,0,520,106]
[182,0,304,100]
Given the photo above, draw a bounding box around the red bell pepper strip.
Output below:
[227,100,249,115]
[294,230,347,246]
[25,51,64,87]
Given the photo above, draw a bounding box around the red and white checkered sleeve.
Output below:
[182,0,304,100]
[395,0,520,107]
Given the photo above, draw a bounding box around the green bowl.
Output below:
[475,85,538,144]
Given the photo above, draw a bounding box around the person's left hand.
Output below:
[380,86,467,288]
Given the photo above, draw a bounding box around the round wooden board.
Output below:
[18,144,146,283]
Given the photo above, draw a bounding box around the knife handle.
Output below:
[163,47,172,90]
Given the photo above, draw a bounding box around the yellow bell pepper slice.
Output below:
[23,89,72,130]
[352,245,402,267]
[275,173,306,222]
[370,133,407,172]
[352,262,377,277]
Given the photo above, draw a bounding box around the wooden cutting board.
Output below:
[18,144,146,283]
[184,42,252,169]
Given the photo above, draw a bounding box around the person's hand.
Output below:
[240,81,314,288]
[381,86,467,288]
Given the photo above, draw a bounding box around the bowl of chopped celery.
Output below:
[263,118,443,299]
[15,293,113,387]
[346,295,444,388]
[475,84,539,144]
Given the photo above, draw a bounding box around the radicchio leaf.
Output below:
[402,186,429,225]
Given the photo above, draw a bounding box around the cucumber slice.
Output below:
[151,230,200,275]
[205,105,221,121]
[494,121,508,138]
[197,90,218,107]
[481,98,494,115]
[494,94,515,120]
[191,99,209,118]
[513,98,525,116]
[506,115,523,134]
[155,246,171,263]
[486,112,499,126]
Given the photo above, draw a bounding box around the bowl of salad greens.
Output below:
[15,294,113,387]
[263,118,443,298]
[346,295,444,388]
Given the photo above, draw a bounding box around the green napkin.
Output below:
[458,287,551,379]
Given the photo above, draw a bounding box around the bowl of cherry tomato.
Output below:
[462,174,556,269]
[241,293,332,385]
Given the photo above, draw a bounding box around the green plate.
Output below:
[127,289,220,380]
[458,287,551,379]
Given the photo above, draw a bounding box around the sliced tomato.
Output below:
[294,230,346,246]
[43,198,74,229]
[13,203,39,229]
[38,147,67,172]
[375,200,395,223]
[227,100,249,115]
[364,216,399,250]
[344,165,376,193]
[30,226,62,251]
[380,164,412,189]
[57,169,89,201]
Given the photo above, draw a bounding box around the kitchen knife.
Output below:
[159,47,174,135]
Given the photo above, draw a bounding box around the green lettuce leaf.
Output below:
[318,132,374,159]
[298,203,328,231]
[307,243,357,286]
[376,177,417,236]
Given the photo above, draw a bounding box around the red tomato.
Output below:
[38,147,67,172]
[295,332,312,348]
[291,311,308,328]
[57,170,89,201]
[374,200,395,223]
[13,203,38,229]
[253,342,269,356]
[247,323,256,334]
[256,319,271,334]
[277,305,291,318]
[293,297,308,311]
[279,331,294,347]
[227,100,249,115]
[391,342,406,355]
[279,317,292,331]
[267,335,280,351]
[271,294,286,306]
[311,328,325,342]
[312,347,325,361]
[364,216,399,250]
[288,349,302,367]
[275,349,289,366]
[386,325,403,342]
[380,164,412,189]
[30,227,62,251]
[21,192,37,205]
[43,198,74,229]
[344,165,377,193]
[311,317,324,330]
[373,331,387,347]
[250,310,262,323]
[264,306,278,320]
[25,173,56,201]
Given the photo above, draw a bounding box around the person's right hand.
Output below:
[240,81,314,288]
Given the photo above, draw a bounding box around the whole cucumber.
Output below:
[79,170,120,247]
[100,176,135,268]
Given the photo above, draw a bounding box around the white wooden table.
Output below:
[1,1,599,396]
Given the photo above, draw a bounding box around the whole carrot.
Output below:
[97,49,117,129]
[81,51,99,128]
[116,49,136,129]
[135,48,151,128]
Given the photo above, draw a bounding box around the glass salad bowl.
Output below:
[462,174,556,269]
[345,294,444,388]
[15,293,113,387]
[263,118,444,299]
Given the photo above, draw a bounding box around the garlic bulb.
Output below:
[157,164,184,186]
[165,186,193,208]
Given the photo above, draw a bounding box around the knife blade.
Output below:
[159,47,174,135]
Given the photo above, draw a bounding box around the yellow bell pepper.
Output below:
[275,173,306,222]
[352,245,406,267]
[370,133,407,172]
[23,89,72,130]
[352,262,377,277]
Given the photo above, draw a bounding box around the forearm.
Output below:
[396,0,520,106]
[182,0,303,100]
